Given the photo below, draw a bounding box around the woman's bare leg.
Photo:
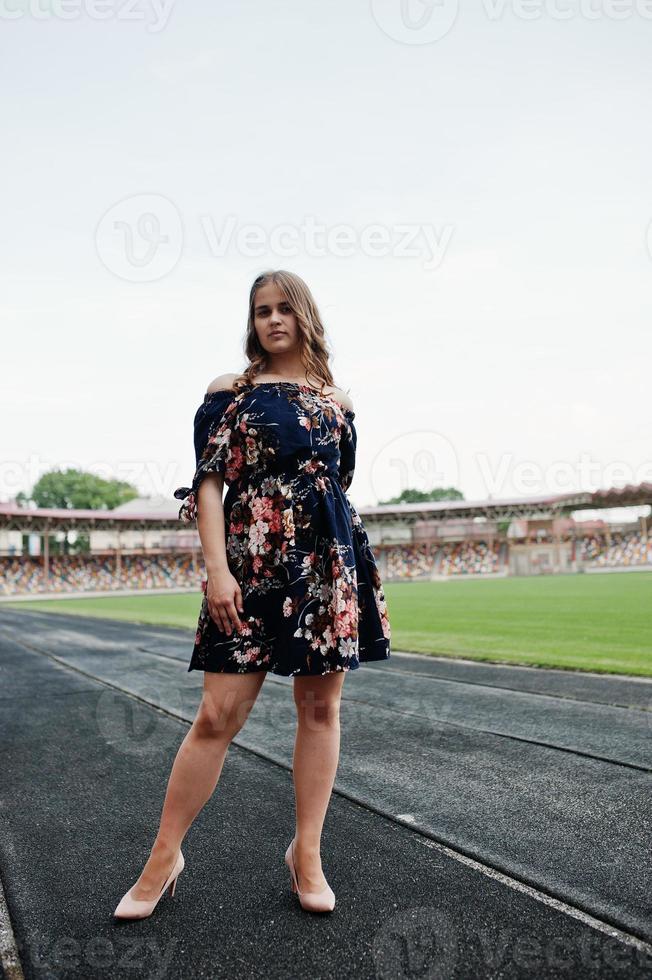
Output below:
[129,670,266,900]
[291,671,346,892]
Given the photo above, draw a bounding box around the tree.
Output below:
[31,469,138,511]
[379,486,464,505]
[24,469,139,555]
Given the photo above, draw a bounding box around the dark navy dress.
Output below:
[174,381,391,676]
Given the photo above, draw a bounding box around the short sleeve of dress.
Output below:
[338,410,357,493]
[173,389,236,525]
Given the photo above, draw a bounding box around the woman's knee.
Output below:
[193,671,265,739]
[294,688,342,727]
[193,690,256,740]
[192,709,240,742]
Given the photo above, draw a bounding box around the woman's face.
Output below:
[253,282,299,354]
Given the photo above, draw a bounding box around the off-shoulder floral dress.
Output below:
[174,381,391,676]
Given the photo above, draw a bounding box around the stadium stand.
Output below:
[0,553,199,596]
[1,485,650,594]
[437,540,502,576]
[577,530,652,569]
[385,543,437,580]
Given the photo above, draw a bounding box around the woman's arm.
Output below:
[197,472,244,635]
[197,472,228,575]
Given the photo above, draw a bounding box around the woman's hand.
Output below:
[205,570,245,635]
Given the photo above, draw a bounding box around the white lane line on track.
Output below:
[375,658,652,712]
[0,869,26,980]
[413,835,652,958]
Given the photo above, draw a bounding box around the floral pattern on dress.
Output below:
[174,381,391,676]
[226,475,296,596]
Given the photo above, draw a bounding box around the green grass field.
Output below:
[5,571,652,677]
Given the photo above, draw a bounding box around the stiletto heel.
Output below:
[114,849,185,920]
[284,838,335,912]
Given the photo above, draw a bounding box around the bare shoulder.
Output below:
[206,372,238,394]
[328,386,354,413]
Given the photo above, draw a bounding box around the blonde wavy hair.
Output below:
[232,270,339,395]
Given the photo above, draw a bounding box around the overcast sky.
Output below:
[2,0,651,513]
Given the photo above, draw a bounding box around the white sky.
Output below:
[2,0,651,510]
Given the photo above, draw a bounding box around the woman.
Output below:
[114,269,391,919]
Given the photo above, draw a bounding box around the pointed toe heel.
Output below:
[284,838,335,913]
[114,849,185,921]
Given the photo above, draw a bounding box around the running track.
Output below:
[0,607,651,979]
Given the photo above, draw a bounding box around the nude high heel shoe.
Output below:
[114,849,185,920]
[284,838,335,912]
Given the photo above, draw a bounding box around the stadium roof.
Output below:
[0,482,650,533]
[360,483,652,524]
[0,502,181,533]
